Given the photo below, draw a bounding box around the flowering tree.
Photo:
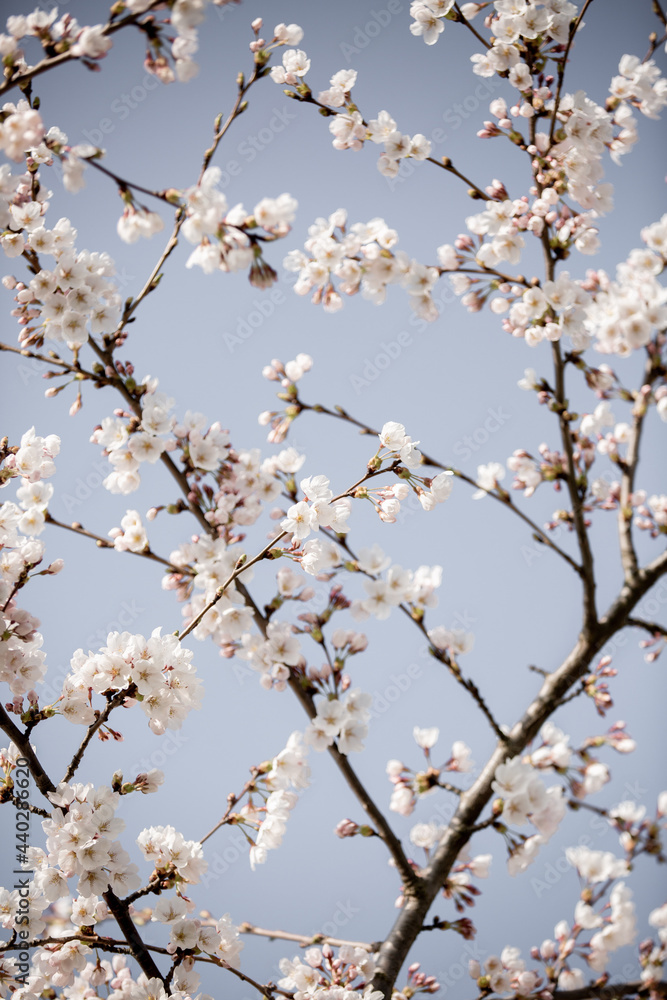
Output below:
[0,2,666,1000]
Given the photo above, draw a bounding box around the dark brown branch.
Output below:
[103,888,164,983]
[626,617,667,638]
[551,981,667,1000]
[3,795,50,818]
[453,2,491,49]
[61,688,130,784]
[369,547,667,998]
[0,702,56,799]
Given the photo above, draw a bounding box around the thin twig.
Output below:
[238,922,375,952]
[61,688,130,784]
[453,2,492,49]
[618,355,655,584]
[0,3,166,97]
[295,398,583,576]
[45,512,178,572]
[0,702,56,799]
[547,0,596,145]
[286,673,420,894]
[551,341,597,633]
[626,617,667,638]
[2,795,50,818]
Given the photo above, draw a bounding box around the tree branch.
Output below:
[0,702,56,799]
[626,617,667,638]
[103,888,165,983]
[295,398,583,576]
[238,922,375,952]
[617,354,655,584]
[60,688,130,785]
[0,3,166,98]
[551,341,597,633]
[286,673,421,894]
[547,0,596,145]
[370,546,667,998]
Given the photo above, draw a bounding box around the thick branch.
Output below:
[0,703,56,799]
[551,982,667,1000]
[103,888,164,983]
[370,547,667,998]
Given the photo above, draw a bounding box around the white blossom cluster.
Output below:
[153,907,243,988]
[468,946,543,998]
[59,629,203,735]
[284,209,441,319]
[237,620,303,691]
[109,509,148,553]
[0,781,181,991]
[492,753,567,875]
[182,165,297,280]
[271,35,433,176]
[332,107,432,179]
[0,2,226,85]
[137,823,207,883]
[93,386,178,496]
[354,565,442,621]
[303,689,372,754]
[244,731,311,868]
[450,210,667,356]
[1,428,61,696]
[541,863,637,977]
[0,98,44,162]
[278,944,381,1000]
[583,216,667,356]
[427,625,475,657]
[281,474,352,540]
[5,209,122,347]
[388,728,475,816]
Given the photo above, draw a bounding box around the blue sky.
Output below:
[2,1,666,997]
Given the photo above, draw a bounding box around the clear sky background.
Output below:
[2,1,667,997]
